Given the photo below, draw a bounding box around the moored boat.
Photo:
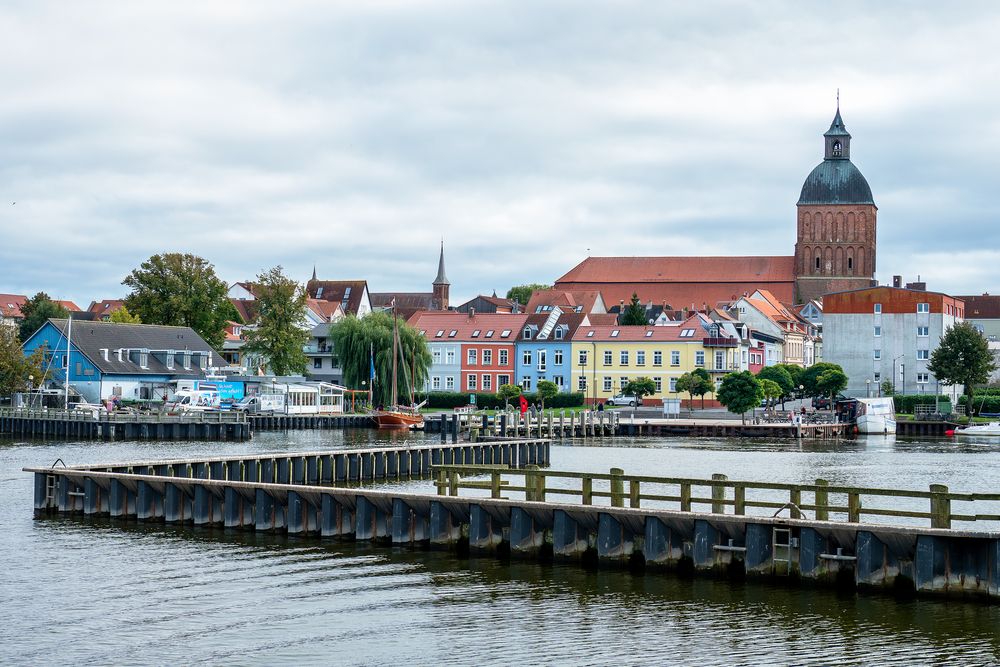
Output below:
[953,422,1000,436]
[854,397,896,434]
[372,301,425,429]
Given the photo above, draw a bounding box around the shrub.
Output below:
[891,394,950,414]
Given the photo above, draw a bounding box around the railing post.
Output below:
[680,482,691,512]
[930,484,951,529]
[524,465,538,502]
[814,479,829,521]
[491,471,502,499]
[629,479,640,508]
[789,487,802,519]
[448,471,459,497]
[848,491,861,523]
[436,469,446,496]
[733,484,745,515]
[711,473,727,514]
[610,468,624,508]
[582,477,593,505]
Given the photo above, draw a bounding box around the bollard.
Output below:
[440,414,447,443]
[930,484,951,529]
[451,413,459,443]
[711,473,727,514]
[848,491,861,523]
[610,467,624,508]
[814,479,829,521]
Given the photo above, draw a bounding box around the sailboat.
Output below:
[372,303,425,429]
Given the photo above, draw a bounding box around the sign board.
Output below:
[662,398,681,417]
[470,393,477,405]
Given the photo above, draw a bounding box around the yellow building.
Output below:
[570,318,720,405]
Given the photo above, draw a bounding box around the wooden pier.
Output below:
[26,439,1000,601]
[0,407,251,441]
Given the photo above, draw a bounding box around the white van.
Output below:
[168,389,221,412]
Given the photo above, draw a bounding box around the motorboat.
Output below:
[953,422,1000,436]
[854,397,896,434]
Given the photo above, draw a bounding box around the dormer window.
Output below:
[554,328,563,340]
[832,140,842,156]
[523,327,532,340]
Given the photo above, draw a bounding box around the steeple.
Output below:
[823,96,851,160]
[311,265,317,282]
[433,240,449,285]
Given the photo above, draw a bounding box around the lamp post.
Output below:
[900,363,906,397]
[580,361,587,405]
[866,378,871,398]
[28,374,34,392]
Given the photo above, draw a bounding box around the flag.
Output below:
[519,395,529,414]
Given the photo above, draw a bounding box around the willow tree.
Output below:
[329,312,431,407]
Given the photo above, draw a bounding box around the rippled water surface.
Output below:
[3,431,1000,666]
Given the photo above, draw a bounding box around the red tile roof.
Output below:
[526,289,605,314]
[88,299,125,317]
[518,312,592,341]
[0,293,27,318]
[956,294,1000,319]
[55,300,82,312]
[572,316,707,342]
[230,298,259,324]
[409,311,530,342]
[306,299,344,322]
[306,280,369,316]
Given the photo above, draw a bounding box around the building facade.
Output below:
[515,310,589,393]
[823,287,964,397]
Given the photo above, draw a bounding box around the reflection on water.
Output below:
[3,431,1000,665]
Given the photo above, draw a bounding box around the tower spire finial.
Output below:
[311,264,316,282]
[837,88,840,110]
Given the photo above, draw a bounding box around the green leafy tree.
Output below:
[717,371,764,424]
[122,253,231,349]
[880,379,895,396]
[760,378,783,409]
[536,380,559,410]
[18,292,69,342]
[758,365,794,407]
[623,376,657,403]
[774,363,805,394]
[329,311,431,407]
[108,305,142,324]
[505,284,550,307]
[815,368,849,403]
[0,327,49,398]
[691,367,714,408]
[241,266,309,376]
[928,321,998,415]
[800,362,844,398]
[497,383,522,408]
[619,293,647,326]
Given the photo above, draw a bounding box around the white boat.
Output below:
[855,397,897,434]
[954,422,1000,436]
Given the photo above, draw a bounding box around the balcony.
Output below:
[703,337,739,347]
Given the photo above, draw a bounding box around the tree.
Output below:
[536,380,559,410]
[814,369,848,404]
[497,383,522,408]
[623,377,657,404]
[505,284,550,307]
[717,371,764,424]
[0,326,48,398]
[108,305,142,324]
[880,379,896,396]
[329,311,431,407]
[122,253,232,349]
[619,293,647,326]
[760,378,783,410]
[18,292,69,342]
[691,367,714,408]
[800,362,844,398]
[928,321,998,415]
[758,365,794,407]
[241,266,309,377]
[774,363,805,394]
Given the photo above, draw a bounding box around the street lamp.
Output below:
[28,374,34,392]
[580,361,587,405]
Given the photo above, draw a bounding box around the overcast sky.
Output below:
[3,1,1000,308]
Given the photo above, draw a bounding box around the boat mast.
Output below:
[64,315,72,411]
[391,302,398,407]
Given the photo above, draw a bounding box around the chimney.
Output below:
[892,275,902,288]
[468,307,475,318]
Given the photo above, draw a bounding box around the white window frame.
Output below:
[603,376,612,391]
[467,374,477,390]
[445,376,455,390]
[482,349,492,365]
[604,350,613,366]
[467,349,477,365]
[554,349,563,365]
[653,351,662,366]
[620,350,629,366]
[499,349,508,366]
[671,350,680,367]
[917,303,930,313]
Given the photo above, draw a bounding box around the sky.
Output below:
[2,1,1000,308]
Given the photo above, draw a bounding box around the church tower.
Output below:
[432,241,450,310]
[794,104,877,303]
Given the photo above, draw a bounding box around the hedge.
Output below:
[418,391,585,410]
[891,394,950,414]
[957,394,1000,414]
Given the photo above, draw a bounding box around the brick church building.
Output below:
[554,106,878,306]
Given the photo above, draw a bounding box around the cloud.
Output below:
[2,0,1000,308]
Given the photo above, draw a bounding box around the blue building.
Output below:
[23,318,223,404]
[515,310,590,393]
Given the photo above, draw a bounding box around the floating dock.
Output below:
[26,439,1000,601]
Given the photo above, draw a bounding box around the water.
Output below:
[3,431,1000,665]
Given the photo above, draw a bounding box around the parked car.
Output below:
[811,396,831,410]
[607,394,641,407]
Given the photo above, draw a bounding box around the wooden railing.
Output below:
[431,464,1000,529]
[0,407,247,424]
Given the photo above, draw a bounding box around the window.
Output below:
[847,257,853,270]
[467,349,477,365]
[553,375,564,388]
[604,350,613,365]
[446,376,455,390]
[695,351,705,366]
[467,374,477,390]
[654,351,662,366]
[917,349,929,360]
[603,376,612,391]
[483,349,492,365]
[815,256,821,270]
[471,330,480,338]
[498,375,509,386]
[917,373,929,384]
[610,330,620,338]
[482,375,492,391]
[521,377,532,391]
[874,372,880,382]
[874,350,881,360]
[485,330,494,338]
[917,326,929,337]
[448,330,457,338]
[917,303,930,313]
[578,376,587,391]
[436,330,444,338]
[669,377,678,392]
[522,350,532,366]
[314,358,323,369]
[579,351,588,366]
[645,331,653,338]
[499,349,508,366]
[874,304,882,314]
[636,351,645,366]
[715,351,724,369]
[446,349,456,364]
[554,350,563,365]
[433,349,442,363]
[500,329,511,338]
[671,351,680,366]
[554,328,564,340]
[680,329,695,337]
[654,377,662,393]
[874,326,881,337]
[537,350,547,371]
[523,327,532,340]
[620,351,629,366]
[432,376,441,390]
[619,377,628,391]
[586,331,595,337]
